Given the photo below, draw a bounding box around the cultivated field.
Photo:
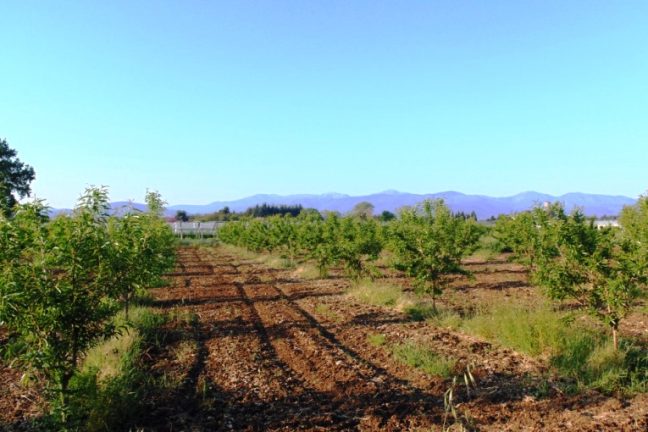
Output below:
[2,244,646,430]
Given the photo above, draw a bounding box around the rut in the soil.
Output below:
[145,248,446,431]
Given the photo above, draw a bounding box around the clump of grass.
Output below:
[82,306,159,381]
[313,303,342,322]
[64,307,168,431]
[405,303,438,321]
[292,263,321,280]
[178,237,218,247]
[638,301,648,315]
[217,243,261,261]
[168,308,199,326]
[366,333,387,347]
[468,233,500,260]
[404,302,464,329]
[218,244,298,269]
[460,303,566,357]
[459,303,648,394]
[82,331,138,382]
[262,255,294,269]
[374,250,395,268]
[392,341,456,378]
[347,280,413,308]
[172,340,197,364]
[552,338,647,394]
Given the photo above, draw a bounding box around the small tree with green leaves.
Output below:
[106,207,176,319]
[175,210,189,222]
[350,201,374,219]
[0,187,119,422]
[531,206,642,351]
[145,189,166,217]
[388,200,483,309]
[266,214,299,265]
[336,216,383,280]
[619,192,648,284]
[308,213,342,277]
[0,138,36,217]
[492,203,567,269]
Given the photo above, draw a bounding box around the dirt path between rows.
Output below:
[142,246,647,431]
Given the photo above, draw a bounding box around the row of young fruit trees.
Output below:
[0,187,176,421]
[219,197,648,351]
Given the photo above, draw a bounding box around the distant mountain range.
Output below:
[52,191,636,220]
[165,191,635,219]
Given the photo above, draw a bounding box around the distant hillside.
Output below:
[165,191,635,219]
[50,191,636,219]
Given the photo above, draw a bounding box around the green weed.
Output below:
[313,303,342,322]
[366,333,387,347]
[347,280,413,308]
[392,341,455,378]
[459,303,647,394]
[60,308,169,431]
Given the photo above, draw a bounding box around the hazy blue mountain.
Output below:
[165,191,636,219]
[50,191,636,219]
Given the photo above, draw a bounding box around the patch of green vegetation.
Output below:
[460,303,566,357]
[551,338,647,395]
[61,307,169,431]
[459,303,647,395]
[218,243,297,269]
[313,303,342,322]
[168,308,199,326]
[403,302,464,329]
[263,255,295,269]
[366,333,387,347]
[178,237,218,247]
[347,280,411,307]
[82,329,137,382]
[392,341,455,378]
[405,303,437,321]
[292,263,321,280]
[217,243,262,261]
[469,233,499,261]
[638,301,648,315]
[172,339,197,364]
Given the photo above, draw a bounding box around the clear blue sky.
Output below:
[2,1,647,208]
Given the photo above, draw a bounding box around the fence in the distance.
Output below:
[169,221,225,238]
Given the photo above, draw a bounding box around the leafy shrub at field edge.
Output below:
[0,186,176,426]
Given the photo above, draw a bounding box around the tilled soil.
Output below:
[142,247,647,431]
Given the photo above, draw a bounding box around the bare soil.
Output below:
[142,247,647,431]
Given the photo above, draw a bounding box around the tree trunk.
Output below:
[59,373,72,424]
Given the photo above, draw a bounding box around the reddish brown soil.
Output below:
[1,246,646,431]
[142,247,647,431]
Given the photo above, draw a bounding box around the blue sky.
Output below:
[2,1,647,208]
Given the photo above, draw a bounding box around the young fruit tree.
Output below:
[0,188,119,421]
[336,216,383,280]
[619,192,648,284]
[531,205,643,351]
[299,212,339,277]
[492,202,566,269]
[267,214,299,265]
[106,207,175,319]
[388,199,483,309]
